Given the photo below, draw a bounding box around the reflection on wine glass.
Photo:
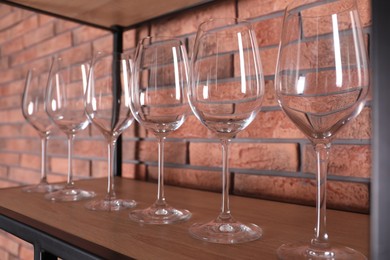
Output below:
[84,51,137,211]
[188,18,264,244]
[275,0,369,258]
[21,69,63,193]
[45,55,96,202]
[129,36,191,224]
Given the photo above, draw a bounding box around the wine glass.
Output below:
[188,18,265,244]
[21,68,63,193]
[45,54,96,202]
[129,36,192,224]
[275,0,369,258]
[84,51,137,211]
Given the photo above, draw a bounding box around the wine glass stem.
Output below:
[107,139,117,199]
[312,143,331,247]
[39,136,49,184]
[220,138,231,218]
[66,134,75,189]
[156,135,166,205]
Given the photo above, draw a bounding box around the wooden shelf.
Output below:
[0,178,369,259]
[2,0,214,30]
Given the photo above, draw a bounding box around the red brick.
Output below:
[6,233,31,249]
[357,0,371,27]
[20,124,39,138]
[259,47,278,77]
[0,232,19,256]
[231,142,299,171]
[248,108,371,142]
[55,19,80,33]
[2,23,54,55]
[135,24,150,45]
[289,0,371,36]
[74,138,106,158]
[151,0,235,36]
[0,68,24,85]
[147,166,221,192]
[0,180,19,189]
[0,165,8,178]
[57,43,93,65]
[123,29,136,50]
[47,173,67,184]
[91,160,109,178]
[121,163,136,179]
[50,157,91,177]
[11,32,72,66]
[238,110,305,139]
[337,107,371,139]
[121,121,137,138]
[20,154,40,171]
[0,15,38,44]
[73,26,110,45]
[138,140,187,164]
[0,57,8,70]
[234,174,369,212]
[19,57,53,79]
[123,163,146,180]
[252,16,283,47]
[0,138,39,152]
[262,80,278,107]
[303,144,371,178]
[38,13,56,25]
[0,248,8,260]
[238,0,290,19]
[0,4,12,17]
[9,167,40,184]
[0,152,20,165]
[131,121,148,138]
[121,140,137,161]
[0,124,24,137]
[169,115,212,139]
[19,243,34,260]
[0,8,34,32]
[190,142,299,171]
[189,142,221,167]
[92,34,113,53]
[47,138,67,155]
[0,94,20,109]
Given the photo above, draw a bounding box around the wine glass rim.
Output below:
[138,35,184,46]
[285,0,357,18]
[197,17,251,33]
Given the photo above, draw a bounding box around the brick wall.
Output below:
[0,0,371,259]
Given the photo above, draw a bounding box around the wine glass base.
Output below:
[189,217,262,244]
[85,198,137,211]
[129,203,191,224]
[45,188,96,202]
[22,183,63,193]
[277,242,367,259]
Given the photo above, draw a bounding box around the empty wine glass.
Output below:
[188,18,264,243]
[21,68,63,193]
[45,54,96,202]
[84,51,137,211]
[129,36,192,224]
[275,0,369,258]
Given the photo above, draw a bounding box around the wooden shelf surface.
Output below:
[2,0,213,29]
[0,178,369,259]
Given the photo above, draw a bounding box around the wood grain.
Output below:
[5,0,213,29]
[0,178,369,259]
